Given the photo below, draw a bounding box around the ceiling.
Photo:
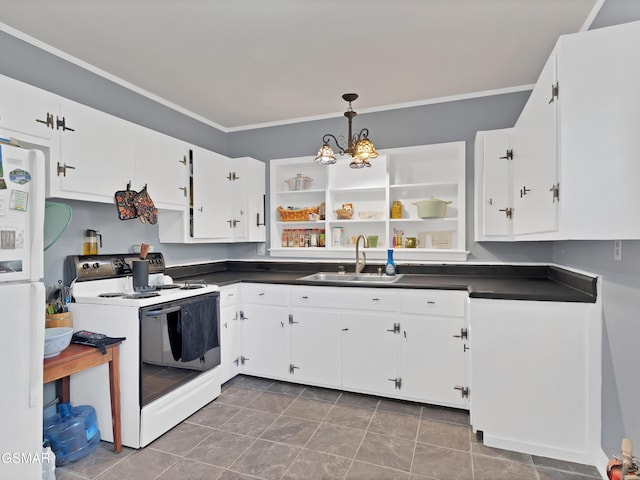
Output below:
[0,0,600,131]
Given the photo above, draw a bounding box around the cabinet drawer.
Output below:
[400,291,466,317]
[290,286,399,311]
[219,286,238,308]
[241,283,289,305]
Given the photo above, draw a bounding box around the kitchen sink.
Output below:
[298,272,403,283]
[298,272,354,282]
[349,273,403,283]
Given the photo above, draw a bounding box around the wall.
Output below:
[555,0,640,458]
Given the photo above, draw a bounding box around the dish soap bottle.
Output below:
[385,249,396,276]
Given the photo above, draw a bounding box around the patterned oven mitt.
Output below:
[132,186,158,224]
[114,185,138,220]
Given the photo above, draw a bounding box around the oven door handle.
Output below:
[145,305,182,316]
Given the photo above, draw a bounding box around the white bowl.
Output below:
[44,327,73,358]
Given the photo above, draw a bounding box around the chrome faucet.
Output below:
[355,234,369,274]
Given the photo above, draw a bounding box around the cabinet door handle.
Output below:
[56,116,75,132]
[386,323,400,334]
[453,328,468,339]
[426,300,436,305]
[180,155,187,165]
[56,162,76,177]
[548,83,559,104]
[342,328,349,332]
[499,149,513,160]
[35,112,55,129]
[520,186,531,197]
[498,208,513,219]
[179,187,187,197]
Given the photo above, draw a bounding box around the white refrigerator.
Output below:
[0,143,46,479]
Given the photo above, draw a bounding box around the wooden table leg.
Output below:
[108,346,122,453]
[60,376,71,403]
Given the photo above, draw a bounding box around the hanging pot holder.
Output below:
[133,186,158,224]
[114,184,138,220]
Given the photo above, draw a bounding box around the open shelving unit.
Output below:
[269,142,467,261]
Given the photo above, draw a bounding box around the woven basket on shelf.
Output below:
[334,208,354,220]
[277,206,319,221]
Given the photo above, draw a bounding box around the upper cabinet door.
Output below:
[191,147,233,239]
[54,98,134,202]
[512,51,559,236]
[134,127,188,209]
[557,22,640,239]
[475,129,513,239]
[0,74,60,140]
[241,157,266,242]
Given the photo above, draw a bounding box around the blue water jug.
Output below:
[43,402,101,465]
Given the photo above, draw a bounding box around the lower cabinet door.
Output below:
[219,304,242,383]
[240,304,289,379]
[400,315,467,408]
[341,312,400,397]
[289,308,342,388]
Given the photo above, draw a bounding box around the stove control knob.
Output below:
[82,263,90,270]
[93,262,100,269]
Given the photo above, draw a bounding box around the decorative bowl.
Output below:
[358,211,384,220]
[44,327,73,358]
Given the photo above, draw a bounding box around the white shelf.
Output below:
[270,142,467,261]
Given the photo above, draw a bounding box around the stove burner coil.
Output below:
[155,284,181,290]
[98,292,127,298]
[124,292,161,299]
[180,285,205,290]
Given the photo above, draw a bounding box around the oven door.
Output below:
[140,292,221,373]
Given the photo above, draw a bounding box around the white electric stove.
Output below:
[64,253,222,448]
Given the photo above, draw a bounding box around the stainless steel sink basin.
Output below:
[298,272,403,283]
[349,273,403,283]
[298,272,353,282]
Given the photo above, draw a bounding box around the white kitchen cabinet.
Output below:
[50,97,134,203]
[289,307,342,388]
[270,142,466,261]
[511,50,558,236]
[474,129,514,240]
[0,74,60,141]
[342,311,401,397]
[399,291,468,408]
[158,151,266,243]
[244,157,267,242]
[225,157,266,242]
[239,284,290,379]
[133,126,188,209]
[469,298,602,464]
[508,21,640,240]
[219,286,242,384]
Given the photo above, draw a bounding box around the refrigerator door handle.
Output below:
[29,283,46,407]
[30,150,46,281]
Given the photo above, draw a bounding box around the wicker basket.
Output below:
[277,206,319,221]
[334,208,354,220]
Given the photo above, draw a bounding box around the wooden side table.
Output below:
[43,342,123,453]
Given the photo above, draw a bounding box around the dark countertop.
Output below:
[166,261,598,303]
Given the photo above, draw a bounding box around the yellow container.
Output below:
[46,311,73,328]
[391,200,403,219]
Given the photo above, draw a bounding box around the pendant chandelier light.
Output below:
[314,93,378,169]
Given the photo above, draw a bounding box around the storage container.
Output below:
[43,402,100,466]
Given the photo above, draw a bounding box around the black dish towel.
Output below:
[176,295,220,363]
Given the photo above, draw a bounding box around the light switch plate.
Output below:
[614,240,622,261]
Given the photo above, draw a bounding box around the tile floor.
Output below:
[56,375,603,480]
